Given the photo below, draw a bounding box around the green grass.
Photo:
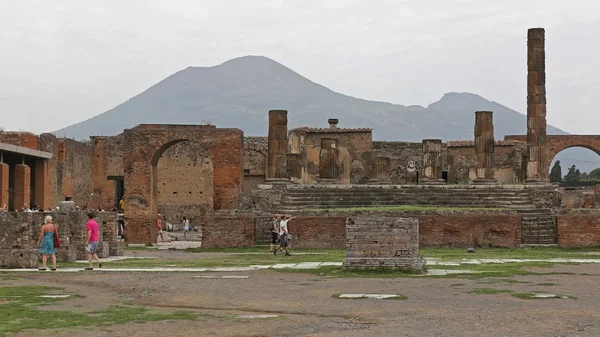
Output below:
[307,205,504,212]
[468,288,513,294]
[511,292,576,300]
[451,283,465,287]
[535,282,558,286]
[0,286,199,336]
[421,247,600,261]
[476,279,529,284]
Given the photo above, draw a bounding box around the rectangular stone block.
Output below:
[0,249,39,268]
[97,241,110,258]
[343,217,423,272]
[109,241,124,256]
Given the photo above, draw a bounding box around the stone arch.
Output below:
[123,125,243,244]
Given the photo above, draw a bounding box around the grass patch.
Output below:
[422,247,600,261]
[511,292,576,300]
[0,286,199,336]
[476,279,529,285]
[468,288,513,294]
[535,282,558,286]
[450,283,465,287]
[308,205,504,212]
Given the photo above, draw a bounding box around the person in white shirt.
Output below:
[276,215,295,256]
[183,217,191,241]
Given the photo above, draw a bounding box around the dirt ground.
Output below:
[5,252,600,337]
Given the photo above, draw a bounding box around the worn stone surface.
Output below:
[421,139,444,184]
[13,164,31,210]
[557,214,600,248]
[198,213,254,248]
[447,141,524,184]
[344,217,423,271]
[58,201,76,212]
[370,157,391,183]
[266,110,288,181]
[0,163,8,207]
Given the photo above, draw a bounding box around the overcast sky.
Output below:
[1,0,600,135]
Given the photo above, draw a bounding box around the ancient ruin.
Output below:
[1,27,600,259]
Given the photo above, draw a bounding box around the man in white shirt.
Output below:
[277,215,295,256]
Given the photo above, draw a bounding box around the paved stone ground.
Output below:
[7,262,600,337]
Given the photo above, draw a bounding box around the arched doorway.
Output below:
[122,125,243,245]
[549,146,600,208]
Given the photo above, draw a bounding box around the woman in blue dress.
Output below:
[37,215,58,271]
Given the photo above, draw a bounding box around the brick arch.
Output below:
[505,135,600,176]
[123,125,243,244]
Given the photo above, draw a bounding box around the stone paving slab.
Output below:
[338,294,403,299]
[74,256,156,263]
[237,315,279,319]
[194,275,249,279]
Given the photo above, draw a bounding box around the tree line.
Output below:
[550,161,600,186]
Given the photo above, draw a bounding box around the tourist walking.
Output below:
[85,212,102,270]
[269,215,281,255]
[157,213,166,243]
[276,215,295,256]
[183,217,191,240]
[38,216,58,271]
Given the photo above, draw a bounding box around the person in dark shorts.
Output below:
[269,215,281,255]
[276,215,295,256]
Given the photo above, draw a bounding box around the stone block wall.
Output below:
[372,141,424,184]
[0,211,122,268]
[286,216,346,249]
[446,142,522,184]
[343,217,423,271]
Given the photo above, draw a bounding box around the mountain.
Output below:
[54,55,598,172]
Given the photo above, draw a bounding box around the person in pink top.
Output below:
[85,212,102,270]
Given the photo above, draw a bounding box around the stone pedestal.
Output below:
[473,111,497,185]
[266,110,291,184]
[0,163,8,208]
[369,157,391,184]
[420,139,445,184]
[13,164,31,210]
[58,201,76,212]
[318,138,340,183]
[343,217,423,272]
[525,28,549,184]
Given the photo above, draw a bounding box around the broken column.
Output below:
[0,159,8,208]
[266,110,290,183]
[420,139,445,184]
[318,138,340,183]
[369,157,391,184]
[473,111,497,184]
[13,163,31,210]
[525,28,549,184]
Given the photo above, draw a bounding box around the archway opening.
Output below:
[549,146,600,208]
[153,140,213,241]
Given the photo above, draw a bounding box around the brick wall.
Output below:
[557,215,600,248]
[199,214,254,248]
[13,164,31,210]
[287,216,346,249]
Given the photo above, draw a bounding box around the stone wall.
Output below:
[372,141,424,184]
[343,217,423,271]
[446,142,523,184]
[291,126,372,184]
[156,141,213,223]
[286,216,346,249]
[243,137,267,194]
[0,211,122,268]
[561,187,595,208]
[557,212,600,248]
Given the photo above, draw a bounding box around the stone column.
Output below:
[420,139,445,184]
[14,164,31,210]
[369,157,391,184]
[473,111,497,184]
[318,138,340,184]
[0,161,8,208]
[525,28,549,184]
[266,110,290,183]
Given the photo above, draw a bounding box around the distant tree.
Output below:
[590,167,600,180]
[580,172,589,180]
[564,164,581,183]
[550,161,562,183]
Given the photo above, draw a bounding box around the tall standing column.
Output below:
[369,157,391,184]
[473,111,497,184]
[525,28,549,183]
[0,161,8,208]
[266,110,290,183]
[14,164,31,210]
[420,139,445,184]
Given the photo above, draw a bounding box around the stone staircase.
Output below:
[279,186,536,210]
[518,208,557,246]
